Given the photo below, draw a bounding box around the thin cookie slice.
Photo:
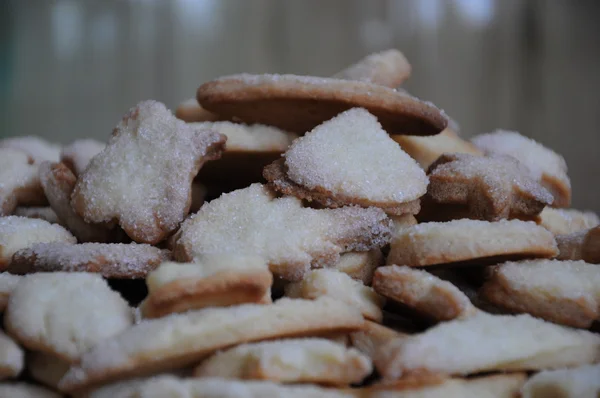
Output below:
[58,297,364,392]
[8,242,170,279]
[0,273,21,312]
[285,269,385,322]
[538,207,599,235]
[521,363,600,398]
[265,108,427,215]
[13,207,60,225]
[71,100,226,244]
[194,338,372,385]
[60,139,105,176]
[27,352,70,390]
[4,273,133,362]
[0,136,61,164]
[556,226,600,263]
[174,184,392,281]
[0,330,23,380]
[426,153,553,221]
[197,74,447,136]
[375,311,600,380]
[0,382,62,398]
[175,97,221,123]
[0,149,46,215]
[373,265,476,322]
[481,259,600,328]
[333,49,411,88]
[387,219,558,267]
[0,216,76,270]
[393,128,483,170]
[334,250,383,285]
[349,321,407,359]
[140,254,272,319]
[39,162,116,243]
[472,130,571,207]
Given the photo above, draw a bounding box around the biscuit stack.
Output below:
[0,49,599,397]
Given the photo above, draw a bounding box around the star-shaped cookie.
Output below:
[426,153,553,221]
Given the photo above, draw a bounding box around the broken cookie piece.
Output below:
[426,153,553,221]
[265,108,427,215]
[174,184,392,281]
[333,49,411,88]
[0,136,61,164]
[71,100,226,244]
[0,149,47,216]
[60,139,105,176]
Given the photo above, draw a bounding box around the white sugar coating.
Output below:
[9,242,170,277]
[0,329,24,378]
[4,272,133,362]
[472,130,570,188]
[539,207,600,235]
[285,108,428,204]
[189,121,298,152]
[0,149,43,215]
[0,272,21,311]
[0,136,61,164]
[0,382,62,398]
[0,216,76,267]
[71,100,225,244]
[521,363,600,398]
[146,254,268,292]
[13,207,60,225]
[196,337,372,382]
[60,139,105,176]
[377,311,600,379]
[285,268,385,322]
[175,184,392,281]
[333,49,411,87]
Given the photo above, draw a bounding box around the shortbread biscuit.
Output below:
[481,259,600,328]
[140,254,272,319]
[521,363,600,398]
[39,162,115,243]
[349,321,406,359]
[4,273,133,362]
[60,139,105,176]
[265,108,427,215]
[387,219,558,267]
[375,311,600,380]
[8,242,170,279]
[472,130,571,207]
[0,330,23,380]
[13,207,60,225]
[175,98,221,122]
[0,273,21,312]
[373,265,476,321]
[333,49,411,88]
[334,250,383,285]
[58,297,364,392]
[71,100,226,244]
[0,136,61,164]
[85,375,357,398]
[538,207,599,235]
[0,382,62,398]
[194,338,372,385]
[0,216,76,270]
[426,153,553,221]
[27,352,70,390]
[195,121,298,187]
[556,226,600,263]
[0,149,46,215]
[393,128,483,169]
[390,214,418,238]
[197,74,448,136]
[174,184,392,281]
[285,269,385,322]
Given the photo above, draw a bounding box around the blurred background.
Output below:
[0,0,598,211]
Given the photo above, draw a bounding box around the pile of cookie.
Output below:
[0,49,599,397]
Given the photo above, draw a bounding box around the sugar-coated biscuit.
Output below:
[0,149,47,215]
[521,363,600,398]
[13,207,60,225]
[333,49,412,88]
[538,207,599,235]
[373,265,476,321]
[481,259,600,328]
[472,130,571,207]
[197,74,448,136]
[0,273,21,312]
[194,338,372,385]
[27,352,70,390]
[175,98,221,123]
[387,219,558,267]
[349,320,407,359]
[174,184,392,281]
[375,311,600,380]
[58,297,364,392]
[71,100,226,244]
[4,273,133,362]
[285,269,385,322]
[140,254,272,319]
[60,139,105,176]
[0,382,62,398]
[0,216,76,270]
[426,153,552,221]
[334,250,383,285]
[0,330,23,380]
[556,226,600,264]
[264,108,427,215]
[8,242,170,279]
[0,136,61,164]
